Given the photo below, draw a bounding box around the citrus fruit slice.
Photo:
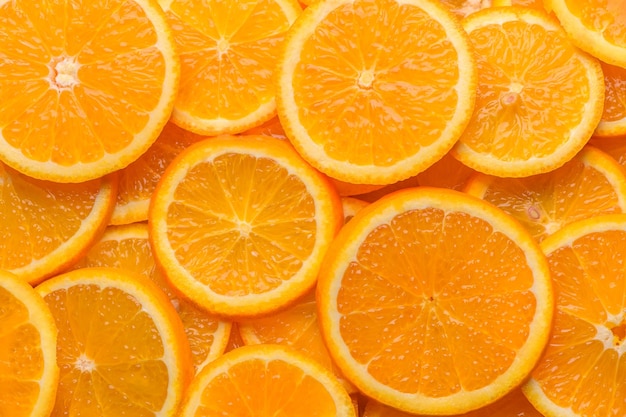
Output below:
[276,0,477,185]
[524,214,626,416]
[595,61,626,138]
[149,135,343,317]
[589,134,626,166]
[464,146,626,242]
[36,267,193,416]
[0,270,58,417]
[452,7,604,177]
[177,344,357,417]
[0,164,117,285]
[239,289,356,393]
[545,0,626,68]
[440,0,494,18]
[243,116,289,141]
[341,197,369,223]
[111,122,204,225]
[224,323,245,353]
[159,0,302,135]
[72,223,231,375]
[363,388,543,416]
[317,187,553,415]
[0,0,179,182]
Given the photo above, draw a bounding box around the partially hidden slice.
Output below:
[0,270,58,417]
[177,344,356,417]
[36,267,193,416]
[595,61,626,138]
[525,214,626,416]
[317,187,553,415]
[150,135,343,317]
[277,0,477,185]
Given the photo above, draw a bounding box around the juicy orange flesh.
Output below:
[337,208,536,395]
[73,231,223,371]
[196,358,338,416]
[416,151,475,190]
[166,153,317,296]
[479,156,623,242]
[589,136,626,166]
[244,116,289,140]
[0,0,166,165]
[462,19,590,160]
[167,0,293,121]
[0,286,43,416]
[534,231,626,414]
[601,62,626,123]
[293,0,461,166]
[0,164,102,269]
[564,0,626,47]
[43,285,169,414]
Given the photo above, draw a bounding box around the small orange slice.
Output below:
[0,0,179,182]
[72,222,231,374]
[277,0,477,184]
[453,7,605,177]
[0,164,117,285]
[525,214,626,416]
[464,146,626,242]
[595,61,626,138]
[317,187,553,414]
[177,344,357,417]
[0,270,58,417]
[545,0,626,68]
[150,135,343,317]
[159,0,302,135]
[111,122,204,225]
[36,267,193,416]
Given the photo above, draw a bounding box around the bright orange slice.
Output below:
[595,61,626,138]
[72,222,231,374]
[150,135,343,317]
[464,146,626,242]
[452,7,604,177]
[111,122,204,225]
[0,270,58,417]
[0,0,179,182]
[525,214,626,416]
[159,0,302,135]
[36,267,193,416]
[589,134,626,166]
[317,187,553,415]
[545,0,626,68]
[0,164,116,285]
[177,344,357,417]
[277,0,477,185]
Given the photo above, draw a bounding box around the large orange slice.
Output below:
[525,214,626,416]
[276,0,477,185]
[177,344,356,417]
[452,7,604,177]
[150,135,343,317]
[0,270,58,417]
[159,0,302,135]
[317,187,553,414]
[0,164,117,285]
[36,267,193,416]
[0,0,179,182]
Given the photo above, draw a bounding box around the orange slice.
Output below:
[149,135,343,317]
[224,323,245,353]
[36,267,193,416]
[452,7,604,177]
[595,61,626,138]
[416,149,476,191]
[464,146,626,242]
[0,0,179,182]
[341,197,369,223]
[159,0,302,135]
[177,344,357,417]
[72,223,231,374]
[0,270,58,417]
[0,164,117,285]
[317,187,553,415]
[589,134,626,166]
[525,214,626,416]
[440,0,494,18]
[239,289,356,393]
[276,0,477,185]
[545,0,626,68]
[243,116,289,141]
[111,122,204,225]
[363,388,543,416]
